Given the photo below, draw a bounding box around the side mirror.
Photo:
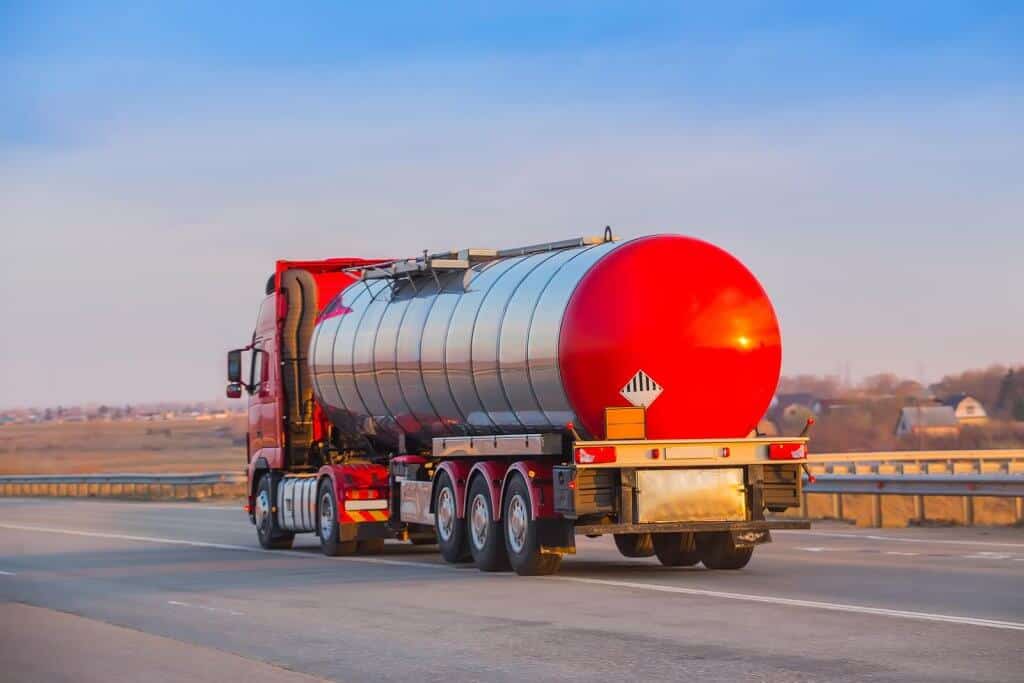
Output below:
[227,349,243,383]
[226,382,243,399]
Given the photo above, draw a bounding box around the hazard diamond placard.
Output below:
[620,369,663,408]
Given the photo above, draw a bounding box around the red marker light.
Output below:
[574,446,616,464]
[769,444,807,460]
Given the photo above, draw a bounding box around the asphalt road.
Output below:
[0,498,1021,682]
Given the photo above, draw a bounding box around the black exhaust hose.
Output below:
[280,269,318,467]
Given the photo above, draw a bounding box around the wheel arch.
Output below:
[429,460,473,518]
[466,460,508,520]
[500,460,557,521]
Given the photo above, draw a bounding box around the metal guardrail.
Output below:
[802,473,1024,527]
[810,449,1024,463]
[807,449,1024,475]
[805,473,1024,498]
[0,473,245,485]
[0,472,246,500]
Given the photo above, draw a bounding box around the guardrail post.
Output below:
[871,495,882,528]
[963,497,974,526]
[914,495,924,523]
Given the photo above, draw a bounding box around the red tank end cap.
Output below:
[558,235,781,440]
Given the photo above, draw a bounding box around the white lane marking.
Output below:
[0,523,447,571]
[0,570,16,576]
[3,522,1023,632]
[794,546,837,553]
[550,576,1024,632]
[780,530,1024,549]
[962,552,1014,560]
[167,600,245,616]
[885,551,920,557]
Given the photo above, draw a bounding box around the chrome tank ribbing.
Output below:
[309,239,628,451]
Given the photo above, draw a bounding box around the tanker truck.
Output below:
[226,231,810,575]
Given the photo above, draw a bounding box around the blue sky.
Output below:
[1,2,1022,406]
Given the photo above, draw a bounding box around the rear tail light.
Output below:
[345,488,383,500]
[574,446,616,464]
[769,443,807,460]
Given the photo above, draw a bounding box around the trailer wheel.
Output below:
[254,475,294,550]
[652,533,700,567]
[613,533,655,558]
[318,480,356,556]
[434,472,471,563]
[466,476,510,572]
[696,532,753,570]
[502,475,562,576]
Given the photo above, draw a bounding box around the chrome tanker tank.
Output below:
[309,234,782,452]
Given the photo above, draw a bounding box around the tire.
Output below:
[357,539,385,555]
[434,472,471,563]
[652,533,701,567]
[466,476,510,572]
[502,475,562,576]
[318,480,356,556]
[254,475,294,550]
[696,532,754,570]
[613,533,656,558]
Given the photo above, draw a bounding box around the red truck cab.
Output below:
[227,258,390,550]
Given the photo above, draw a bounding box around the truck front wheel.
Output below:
[502,475,561,576]
[697,532,753,570]
[318,480,356,556]
[434,472,471,563]
[255,475,294,550]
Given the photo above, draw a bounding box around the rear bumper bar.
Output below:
[573,518,811,536]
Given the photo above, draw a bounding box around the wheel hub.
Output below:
[507,493,527,554]
[255,490,271,535]
[470,494,488,550]
[437,487,455,541]
[320,491,334,539]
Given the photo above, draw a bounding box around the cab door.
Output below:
[248,296,284,467]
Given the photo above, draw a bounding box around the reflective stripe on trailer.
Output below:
[339,509,389,523]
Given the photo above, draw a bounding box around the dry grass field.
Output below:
[0,417,247,475]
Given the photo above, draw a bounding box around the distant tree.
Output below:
[932,365,1011,411]
[1014,398,1024,422]
[776,374,842,398]
[858,373,923,398]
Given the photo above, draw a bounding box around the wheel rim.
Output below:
[255,489,271,536]
[436,486,455,542]
[506,493,528,554]
[320,491,334,539]
[469,493,488,550]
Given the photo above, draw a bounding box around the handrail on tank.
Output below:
[343,232,616,281]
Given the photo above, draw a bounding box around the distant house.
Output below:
[774,393,821,420]
[757,419,779,436]
[940,394,988,425]
[895,405,959,437]
[815,398,855,415]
